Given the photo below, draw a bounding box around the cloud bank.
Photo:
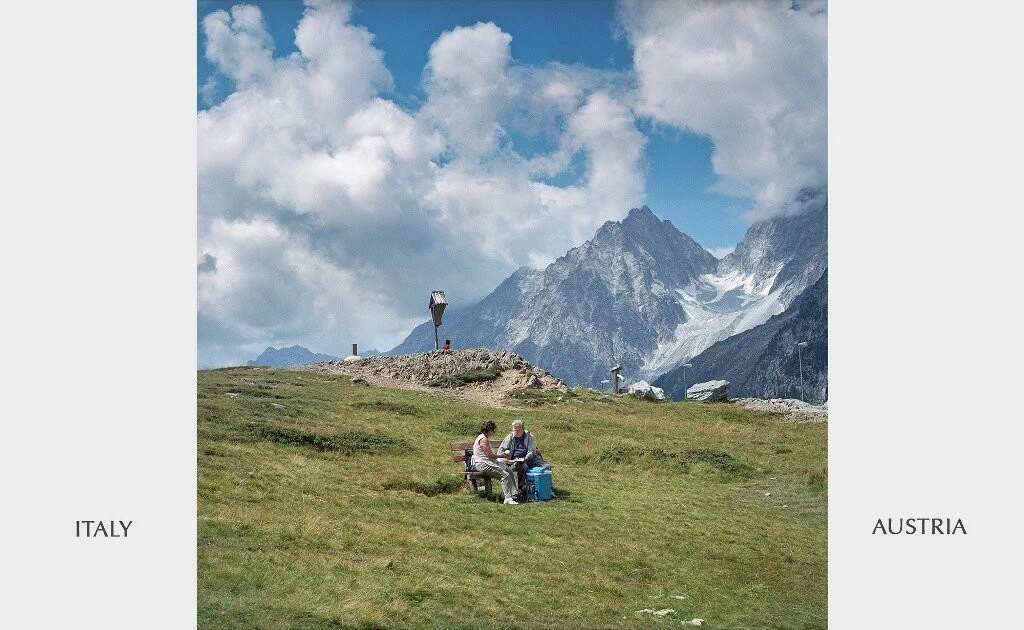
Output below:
[198,0,826,366]
[620,0,827,217]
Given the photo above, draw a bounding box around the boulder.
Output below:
[628,380,666,401]
[685,380,729,402]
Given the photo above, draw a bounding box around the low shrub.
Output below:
[683,448,751,476]
[426,369,501,388]
[596,446,676,464]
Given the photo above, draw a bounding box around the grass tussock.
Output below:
[807,467,828,492]
[432,418,484,436]
[249,423,411,455]
[505,386,609,407]
[425,368,502,388]
[595,446,754,479]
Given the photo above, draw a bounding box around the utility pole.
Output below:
[796,341,808,402]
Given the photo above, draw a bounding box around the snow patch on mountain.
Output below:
[642,276,791,380]
[639,193,826,381]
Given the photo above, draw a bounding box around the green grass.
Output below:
[199,367,827,629]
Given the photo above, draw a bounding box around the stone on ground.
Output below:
[627,380,666,401]
[685,379,729,402]
[731,397,827,422]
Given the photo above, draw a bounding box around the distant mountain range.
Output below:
[390,191,827,389]
[247,345,382,367]
[654,270,827,403]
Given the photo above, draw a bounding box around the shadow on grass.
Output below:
[382,475,465,497]
[549,487,576,502]
[291,612,380,630]
[353,400,423,416]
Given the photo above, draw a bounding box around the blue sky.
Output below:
[197,0,752,253]
[196,0,826,365]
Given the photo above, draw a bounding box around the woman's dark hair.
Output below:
[445,339,451,344]
[480,420,497,435]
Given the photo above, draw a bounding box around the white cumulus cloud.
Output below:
[619,0,827,217]
[197,1,646,365]
[197,0,826,366]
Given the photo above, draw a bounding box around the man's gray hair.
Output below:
[511,419,525,429]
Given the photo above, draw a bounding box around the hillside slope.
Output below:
[198,367,827,629]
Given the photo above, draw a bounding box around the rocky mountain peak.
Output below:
[718,197,827,297]
[622,204,659,227]
[248,345,339,367]
[584,206,717,282]
[389,196,825,389]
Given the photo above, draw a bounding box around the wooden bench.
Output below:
[451,439,553,499]
[451,439,502,497]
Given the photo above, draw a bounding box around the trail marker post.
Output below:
[609,365,622,395]
[429,291,448,351]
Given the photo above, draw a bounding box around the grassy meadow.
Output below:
[198,367,827,629]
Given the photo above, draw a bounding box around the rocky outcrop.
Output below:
[627,380,666,401]
[318,348,564,389]
[732,398,827,422]
[685,380,729,402]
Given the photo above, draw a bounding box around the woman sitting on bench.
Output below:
[472,420,521,505]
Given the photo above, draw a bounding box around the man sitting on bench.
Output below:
[497,419,549,494]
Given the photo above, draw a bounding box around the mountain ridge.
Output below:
[248,345,381,367]
[390,197,826,388]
